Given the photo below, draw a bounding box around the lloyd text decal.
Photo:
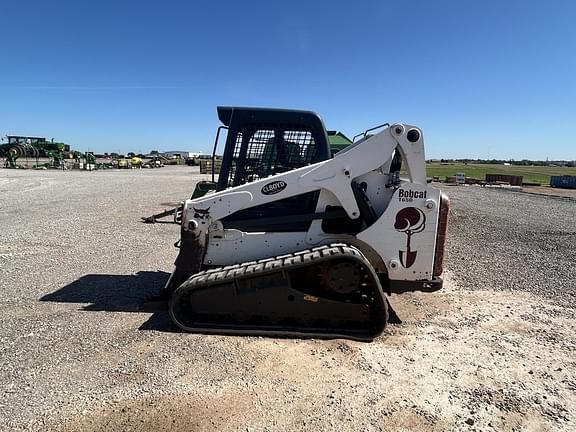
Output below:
[261,180,287,195]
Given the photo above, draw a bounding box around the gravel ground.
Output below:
[0,167,575,431]
[445,185,576,307]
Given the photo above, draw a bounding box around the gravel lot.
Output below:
[445,185,576,308]
[0,167,574,431]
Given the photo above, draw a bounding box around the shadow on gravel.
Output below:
[40,271,176,332]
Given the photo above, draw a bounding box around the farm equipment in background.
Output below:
[2,147,19,168]
[131,156,143,168]
[199,158,222,174]
[148,106,449,341]
[0,137,33,168]
[144,157,164,168]
[327,130,354,155]
[118,159,130,169]
[84,152,96,170]
[45,149,65,168]
[0,135,76,168]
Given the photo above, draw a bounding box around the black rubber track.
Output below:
[169,243,388,341]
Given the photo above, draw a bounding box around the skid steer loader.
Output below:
[165,107,449,341]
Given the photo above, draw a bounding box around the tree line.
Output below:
[429,159,576,167]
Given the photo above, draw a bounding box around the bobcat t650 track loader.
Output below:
[165,107,449,341]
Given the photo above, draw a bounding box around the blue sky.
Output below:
[1,0,575,159]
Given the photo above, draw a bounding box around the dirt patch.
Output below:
[49,393,254,432]
[376,407,451,431]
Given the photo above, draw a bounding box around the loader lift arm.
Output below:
[182,122,427,225]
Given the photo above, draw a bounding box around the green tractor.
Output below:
[1,136,72,168]
[0,136,31,167]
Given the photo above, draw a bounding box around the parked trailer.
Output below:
[550,175,576,189]
[485,174,524,186]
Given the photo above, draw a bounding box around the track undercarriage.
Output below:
[170,244,389,341]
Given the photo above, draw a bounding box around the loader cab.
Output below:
[214,107,332,231]
[216,107,331,190]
